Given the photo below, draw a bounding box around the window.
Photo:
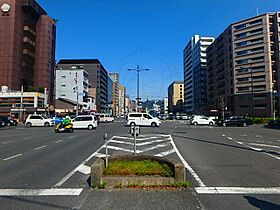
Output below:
[236,68,249,74]
[236,59,249,65]
[252,75,265,81]
[80,117,93,121]
[238,87,250,91]
[236,41,248,47]
[254,104,267,109]
[61,94,66,96]
[249,28,263,35]
[61,84,66,87]
[143,114,152,119]
[236,50,248,56]
[235,24,246,30]
[254,94,266,100]
[30,116,42,120]
[235,32,247,38]
[129,114,142,118]
[237,77,249,82]
[249,19,262,26]
[61,76,66,79]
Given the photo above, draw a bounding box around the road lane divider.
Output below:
[55,140,64,143]
[34,145,47,151]
[3,154,23,161]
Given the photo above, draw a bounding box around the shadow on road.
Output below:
[244,196,280,210]
[172,133,280,157]
[0,196,71,209]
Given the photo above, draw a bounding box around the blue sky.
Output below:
[37,0,280,100]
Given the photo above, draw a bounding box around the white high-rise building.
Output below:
[55,68,89,105]
[183,35,214,113]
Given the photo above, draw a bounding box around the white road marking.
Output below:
[195,187,280,194]
[234,141,280,160]
[256,135,262,138]
[137,139,170,146]
[114,136,133,140]
[106,145,141,153]
[241,134,247,137]
[55,140,63,143]
[169,135,206,187]
[227,137,233,140]
[2,140,14,145]
[3,154,23,161]
[248,143,280,149]
[76,164,91,175]
[94,153,109,158]
[154,149,175,157]
[0,188,83,196]
[222,134,225,137]
[68,135,75,139]
[34,145,47,151]
[110,139,134,146]
[140,143,170,153]
[53,136,115,188]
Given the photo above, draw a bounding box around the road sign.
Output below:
[130,125,140,137]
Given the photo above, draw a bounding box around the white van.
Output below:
[71,115,98,130]
[127,113,161,127]
[25,114,54,127]
[99,114,114,123]
[191,115,214,126]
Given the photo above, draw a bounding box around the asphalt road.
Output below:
[0,120,279,209]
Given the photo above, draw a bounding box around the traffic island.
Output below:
[91,155,187,189]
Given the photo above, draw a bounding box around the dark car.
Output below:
[0,117,18,126]
[267,119,280,129]
[216,116,252,127]
[0,119,5,127]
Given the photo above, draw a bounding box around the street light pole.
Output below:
[128,65,149,112]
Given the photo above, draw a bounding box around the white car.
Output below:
[99,114,114,123]
[127,113,161,127]
[25,114,54,127]
[191,116,214,126]
[71,115,98,130]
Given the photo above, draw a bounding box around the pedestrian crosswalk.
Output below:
[94,134,176,158]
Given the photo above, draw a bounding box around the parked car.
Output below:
[71,115,98,130]
[127,113,161,127]
[0,119,5,127]
[216,116,253,127]
[267,119,280,129]
[191,115,215,126]
[0,116,18,126]
[99,114,114,123]
[25,114,54,127]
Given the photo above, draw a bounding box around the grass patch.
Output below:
[103,159,173,177]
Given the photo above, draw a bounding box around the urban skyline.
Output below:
[36,0,280,100]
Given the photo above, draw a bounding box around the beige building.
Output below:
[168,81,184,114]
[207,13,280,117]
[108,73,119,116]
[119,86,126,116]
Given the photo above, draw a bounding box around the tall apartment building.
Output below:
[57,60,108,113]
[0,0,56,103]
[183,35,214,113]
[207,13,280,117]
[167,81,184,114]
[108,73,119,116]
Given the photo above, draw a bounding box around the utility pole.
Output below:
[127,65,149,112]
[74,72,79,115]
[20,86,23,122]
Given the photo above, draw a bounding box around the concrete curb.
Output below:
[91,155,186,188]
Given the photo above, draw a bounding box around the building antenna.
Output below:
[256,8,259,16]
